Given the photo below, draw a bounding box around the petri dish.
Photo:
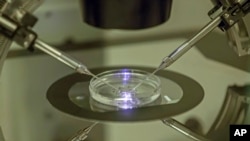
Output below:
[89,69,161,109]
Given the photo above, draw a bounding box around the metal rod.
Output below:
[34,39,120,91]
[162,118,210,141]
[132,16,222,91]
[0,16,17,32]
[158,15,222,70]
[68,122,98,141]
[34,39,91,75]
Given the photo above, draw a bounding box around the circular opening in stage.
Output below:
[89,69,161,109]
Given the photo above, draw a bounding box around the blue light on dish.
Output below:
[114,69,138,109]
[115,89,139,109]
[121,69,132,81]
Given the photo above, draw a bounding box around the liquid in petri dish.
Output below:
[89,69,161,109]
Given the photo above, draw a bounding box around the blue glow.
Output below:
[114,69,139,109]
[122,72,131,81]
[116,90,139,109]
[121,91,133,99]
[120,69,132,84]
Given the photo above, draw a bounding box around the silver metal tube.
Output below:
[0,16,17,32]
[162,118,210,141]
[68,122,98,141]
[34,39,120,91]
[159,16,222,69]
[34,39,91,75]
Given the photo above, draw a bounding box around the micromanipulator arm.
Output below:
[158,0,249,70]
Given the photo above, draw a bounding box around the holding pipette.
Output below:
[131,14,222,91]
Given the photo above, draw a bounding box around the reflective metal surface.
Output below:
[206,85,250,141]
[47,66,204,122]
[226,17,250,56]
[162,118,210,141]
[158,14,221,70]
[210,0,250,56]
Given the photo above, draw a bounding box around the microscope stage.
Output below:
[47,66,204,122]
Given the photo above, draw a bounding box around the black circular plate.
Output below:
[47,66,204,122]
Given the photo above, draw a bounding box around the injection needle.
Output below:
[131,15,222,91]
[34,39,119,92]
[68,122,98,141]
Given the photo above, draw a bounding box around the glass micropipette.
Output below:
[34,39,119,92]
[131,15,222,91]
[131,68,161,91]
[68,122,99,141]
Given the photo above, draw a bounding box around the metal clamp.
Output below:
[209,1,249,31]
[209,0,250,56]
[13,26,37,50]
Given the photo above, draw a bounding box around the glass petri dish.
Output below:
[89,69,161,109]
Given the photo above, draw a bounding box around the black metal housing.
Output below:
[80,0,173,29]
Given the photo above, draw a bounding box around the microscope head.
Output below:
[79,0,173,29]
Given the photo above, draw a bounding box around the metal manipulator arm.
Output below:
[158,0,250,70]
[0,0,92,76]
[210,0,250,56]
